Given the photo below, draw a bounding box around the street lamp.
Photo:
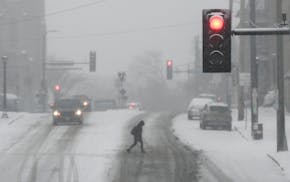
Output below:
[2,56,8,118]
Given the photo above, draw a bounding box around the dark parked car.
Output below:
[51,98,84,125]
[200,103,232,131]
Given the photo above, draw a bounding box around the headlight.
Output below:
[83,101,88,107]
[53,110,60,117]
[75,109,82,116]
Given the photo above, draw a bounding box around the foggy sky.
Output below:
[46,0,230,76]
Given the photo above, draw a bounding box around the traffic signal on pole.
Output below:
[54,84,61,100]
[166,60,173,80]
[203,9,231,72]
[54,85,61,92]
[89,51,96,72]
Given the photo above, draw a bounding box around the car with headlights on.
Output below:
[200,103,232,131]
[72,94,92,112]
[51,98,84,125]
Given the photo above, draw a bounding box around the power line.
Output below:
[0,21,197,42]
[0,0,105,27]
[48,21,197,40]
[46,0,105,17]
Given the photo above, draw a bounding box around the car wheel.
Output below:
[200,122,205,129]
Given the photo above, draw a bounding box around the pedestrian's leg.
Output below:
[140,139,145,153]
[127,137,137,152]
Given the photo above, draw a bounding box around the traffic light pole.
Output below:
[276,0,288,152]
[238,0,246,121]
[249,0,258,137]
[1,56,8,118]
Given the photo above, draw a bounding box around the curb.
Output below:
[233,126,250,141]
[266,153,285,172]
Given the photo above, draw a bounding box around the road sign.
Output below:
[120,89,126,95]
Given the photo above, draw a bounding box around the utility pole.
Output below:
[238,0,246,121]
[276,0,288,152]
[228,0,233,108]
[40,21,48,113]
[1,56,8,118]
[250,0,258,136]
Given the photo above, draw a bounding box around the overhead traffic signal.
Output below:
[89,51,96,72]
[54,84,61,100]
[203,9,231,72]
[54,84,61,92]
[166,60,173,80]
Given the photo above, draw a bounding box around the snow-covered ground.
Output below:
[0,110,142,182]
[0,112,48,151]
[172,107,290,182]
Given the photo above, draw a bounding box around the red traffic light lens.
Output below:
[167,60,172,66]
[54,85,60,91]
[209,15,224,32]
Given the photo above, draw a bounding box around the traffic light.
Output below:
[166,60,173,80]
[54,84,61,100]
[54,85,61,92]
[203,9,231,72]
[89,51,96,72]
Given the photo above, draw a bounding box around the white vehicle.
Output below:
[198,93,217,101]
[187,98,213,120]
[263,90,276,107]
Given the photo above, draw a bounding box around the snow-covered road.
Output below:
[112,112,238,182]
[113,112,202,182]
[1,110,278,182]
[0,110,142,182]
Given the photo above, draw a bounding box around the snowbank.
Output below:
[172,108,289,182]
[232,108,290,180]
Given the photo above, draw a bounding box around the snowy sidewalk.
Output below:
[172,108,290,182]
[232,107,290,180]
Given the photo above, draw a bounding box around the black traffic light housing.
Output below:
[89,51,96,72]
[54,84,61,100]
[166,60,173,80]
[203,9,231,73]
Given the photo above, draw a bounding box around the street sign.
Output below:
[120,89,126,95]
[240,73,250,86]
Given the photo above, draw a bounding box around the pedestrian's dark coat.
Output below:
[131,120,144,139]
[127,120,145,153]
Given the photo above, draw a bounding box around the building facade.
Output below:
[0,0,45,111]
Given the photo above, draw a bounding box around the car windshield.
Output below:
[209,106,229,112]
[55,100,81,109]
